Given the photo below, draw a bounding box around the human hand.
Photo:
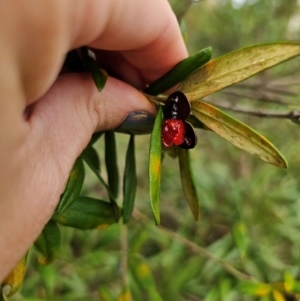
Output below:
[0,0,187,280]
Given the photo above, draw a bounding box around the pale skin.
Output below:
[0,0,187,281]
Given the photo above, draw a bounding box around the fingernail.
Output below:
[116,111,155,135]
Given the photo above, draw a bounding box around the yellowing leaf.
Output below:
[2,253,28,297]
[179,43,300,101]
[117,288,132,301]
[178,148,200,220]
[34,220,61,265]
[129,254,164,301]
[283,271,295,292]
[191,102,287,168]
[238,281,271,296]
[272,290,286,301]
[149,105,163,225]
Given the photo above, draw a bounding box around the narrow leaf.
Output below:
[99,287,115,301]
[0,289,7,301]
[2,253,28,297]
[34,220,61,265]
[81,145,100,172]
[105,131,119,199]
[232,221,248,258]
[192,101,288,168]
[89,131,103,146]
[283,271,296,292]
[52,196,117,230]
[56,158,85,213]
[123,135,137,223]
[149,106,163,225]
[117,288,132,301]
[81,46,107,91]
[238,281,271,296]
[272,290,285,301]
[179,43,300,101]
[129,254,164,301]
[144,47,212,95]
[178,148,200,220]
[82,153,120,221]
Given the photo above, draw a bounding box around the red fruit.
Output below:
[162,119,185,147]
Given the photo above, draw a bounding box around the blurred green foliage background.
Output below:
[14,0,300,300]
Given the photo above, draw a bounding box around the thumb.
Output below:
[31,73,156,171]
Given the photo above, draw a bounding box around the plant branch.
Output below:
[236,82,299,98]
[158,225,253,281]
[219,89,295,106]
[206,102,300,124]
[132,209,254,282]
[120,223,130,292]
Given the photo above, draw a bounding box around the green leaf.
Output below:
[56,158,85,213]
[129,254,164,301]
[143,47,212,95]
[272,290,285,301]
[179,43,300,101]
[99,287,115,301]
[2,253,28,297]
[105,131,119,199]
[149,105,163,225]
[178,148,200,220]
[81,46,107,91]
[203,288,220,301]
[82,153,120,221]
[232,221,248,258]
[0,289,7,301]
[117,288,132,301]
[288,281,300,294]
[123,135,137,223]
[81,145,100,172]
[34,220,61,265]
[129,230,149,253]
[238,281,271,297]
[283,271,299,293]
[89,131,103,146]
[191,101,288,168]
[52,196,117,230]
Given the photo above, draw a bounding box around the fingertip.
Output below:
[95,76,157,131]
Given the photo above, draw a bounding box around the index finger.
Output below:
[74,0,188,83]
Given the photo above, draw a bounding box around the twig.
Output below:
[158,225,253,281]
[236,82,298,98]
[132,209,254,282]
[219,89,294,106]
[120,223,130,295]
[269,76,300,87]
[206,102,300,124]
